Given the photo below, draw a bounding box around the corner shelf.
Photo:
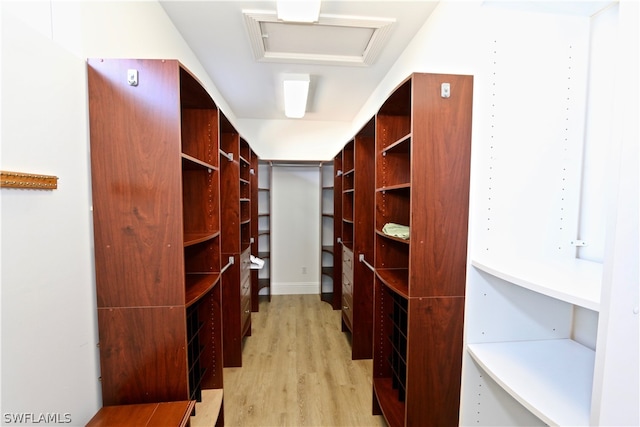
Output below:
[468,339,594,426]
[471,256,602,312]
[466,256,602,426]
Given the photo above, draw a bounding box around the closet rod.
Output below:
[220,256,234,274]
[358,254,374,272]
[219,149,233,161]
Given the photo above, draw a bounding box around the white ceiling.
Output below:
[159,1,439,123]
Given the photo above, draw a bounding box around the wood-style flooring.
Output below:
[195,294,387,427]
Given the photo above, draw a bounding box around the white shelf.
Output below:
[471,255,602,311]
[468,339,595,427]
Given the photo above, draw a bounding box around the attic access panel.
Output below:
[244,11,394,66]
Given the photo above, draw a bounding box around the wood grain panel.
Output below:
[97,306,188,405]
[410,73,473,298]
[220,132,240,255]
[327,154,343,309]
[349,123,376,360]
[372,73,472,427]
[405,296,465,426]
[88,59,184,308]
[221,256,243,367]
[181,108,218,166]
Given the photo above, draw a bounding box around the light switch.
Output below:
[127,69,138,86]
[441,82,450,98]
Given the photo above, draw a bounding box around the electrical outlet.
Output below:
[302,267,307,274]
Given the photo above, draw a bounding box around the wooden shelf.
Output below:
[376,183,411,192]
[185,273,220,307]
[468,339,594,426]
[182,153,217,171]
[373,378,405,427]
[184,232,220,247]
[380,133,411,154]
[375,229,410,245]
[322,266,334,278]
[375,268,409,298]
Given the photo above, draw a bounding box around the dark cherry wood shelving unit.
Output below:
[219,115,253,368]
[339,117,376,360]
[320,160,341,308]
[249,149,261,311]
[256,160,272,303]
[87,58,224,426]
[372,73,473,426]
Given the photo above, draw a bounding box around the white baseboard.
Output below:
[271,282,319,295]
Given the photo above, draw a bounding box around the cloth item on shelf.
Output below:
[250,254,265,269]
[382,222,410,240]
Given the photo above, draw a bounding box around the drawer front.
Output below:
[342,293,353,328]
[342,272,353,298]
[241,293,251,325]
[241,273,251,297]
[240,248,251,285]
[342,246,354,279]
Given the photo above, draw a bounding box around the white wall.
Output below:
[0,1,236,424]
[271,165,320,295]
[238,118,351,161]
[1,8,100,424]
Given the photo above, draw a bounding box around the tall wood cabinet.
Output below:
[87,59,224,423]
[249,150,261,311]
[219,116,253,367]
[340,117,375,360]
[371,73,473,426]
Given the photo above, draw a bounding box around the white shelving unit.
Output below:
[467,255,602,425]
[461,3,638,426]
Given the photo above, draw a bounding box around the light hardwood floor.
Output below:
[196,294,387,427]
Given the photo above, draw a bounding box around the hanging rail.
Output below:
[220,256,235,274]
[359,253,375,272]
[219,149,233,161]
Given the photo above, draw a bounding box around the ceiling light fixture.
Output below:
[283,74,310,118]
[276,0,321,23]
